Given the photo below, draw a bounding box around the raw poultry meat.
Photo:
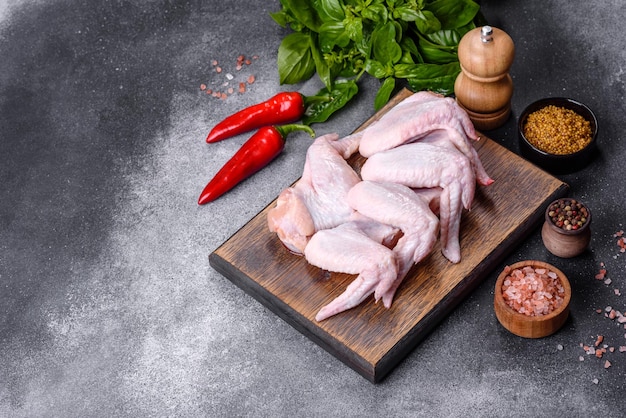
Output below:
[358,92,493,187]
[360,141,475,263]
[419,129,493,187]
[347,181,440,307]
[307,181,439,321]
[267,132,361,254]
[267,92,494,321]
[304,215,400,322]
[359,91,477,158]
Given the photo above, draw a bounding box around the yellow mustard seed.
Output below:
[523,105,592,155]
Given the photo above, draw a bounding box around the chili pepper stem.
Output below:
[274,123,315,139]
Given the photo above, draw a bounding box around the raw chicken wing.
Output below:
[348,181,440,307]
[358,93,493,187]
[305,217,399,322]
[360,142,475,263]
[359,91,477,158]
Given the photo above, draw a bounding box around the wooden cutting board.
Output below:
[209,89,569,383]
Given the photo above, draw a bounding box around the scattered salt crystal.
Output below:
[604,278,612,285]
[605,306,613,312]
[592,378,599,384]
[557,344,564,351]
[619,316,626,324]
[604,360,611,369]
[615,289,621,296]
[225,73,234,80]
[595,335,604,346]
[579,356,585,361]
[619,346,626,352]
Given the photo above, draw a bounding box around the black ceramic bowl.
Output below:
[518,97,598,174]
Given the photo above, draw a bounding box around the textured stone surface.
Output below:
[1,1,624,416]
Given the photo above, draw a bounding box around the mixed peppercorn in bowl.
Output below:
[518,97,598,174]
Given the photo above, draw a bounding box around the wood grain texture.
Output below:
[209,89,569,383]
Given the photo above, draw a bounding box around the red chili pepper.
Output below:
[198,124,315,204]
[206,92,306,143]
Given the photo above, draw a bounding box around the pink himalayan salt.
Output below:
[501,266,565,316]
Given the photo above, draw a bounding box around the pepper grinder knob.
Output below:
[454,25,515,131]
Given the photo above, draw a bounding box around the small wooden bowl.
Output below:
[541,198,592,258]
[494,260,571,338]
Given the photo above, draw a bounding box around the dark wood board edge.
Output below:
[373,181,569,382]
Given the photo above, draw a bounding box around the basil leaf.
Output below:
[344,16,363,42]
[414,10,441,34]
[393,62,458,79]
[425,29,462,47]
[417,34,458,64]
[317,0,345,22]
[401,62,461,95]
[319,21,351,53]
[270,10,291,28]
[280,0,323,31]
[401,37,422,61]
[277,32,317,84]
[374,77,396,110]
[425,0,480,30]
[364,59,389,79]
[310,34,333,89]
[394,6,421,22]
[303,79,359,125]
[362,3,388,22]
[372,21,402,64]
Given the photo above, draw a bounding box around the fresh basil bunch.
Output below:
[270,0,484,124]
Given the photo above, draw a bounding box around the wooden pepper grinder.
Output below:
[454,25,515,131]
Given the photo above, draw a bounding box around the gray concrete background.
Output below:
[1,0,624,416]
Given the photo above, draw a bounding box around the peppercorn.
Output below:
[548,199,589,231]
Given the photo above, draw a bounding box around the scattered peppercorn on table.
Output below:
[1,1,625,416]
